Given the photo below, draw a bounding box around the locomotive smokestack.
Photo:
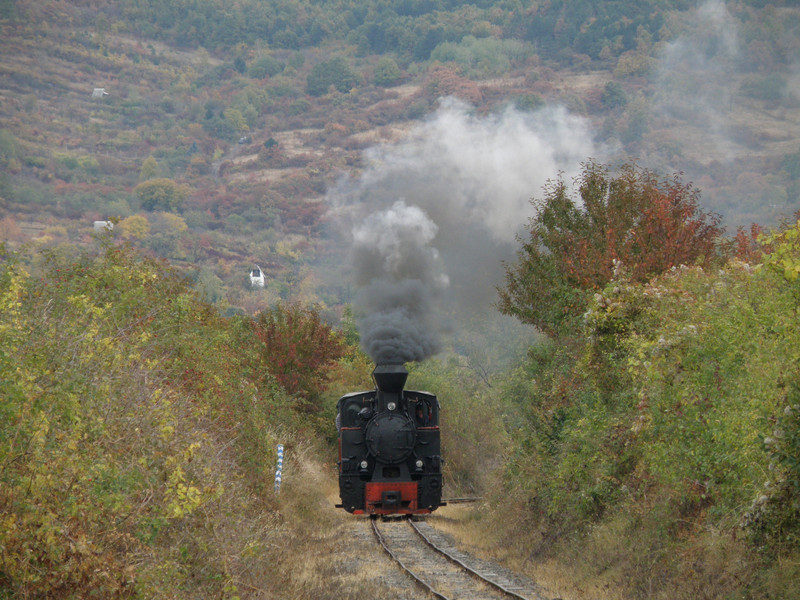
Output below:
[372,364,408,394]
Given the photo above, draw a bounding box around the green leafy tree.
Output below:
[430,36,529,76]
[287,52,305,70]
[498,161,724,337]
[139,155,160,180]
[135,178,189,212]
[223,108,248,133]
[118,214,151,239]
[740,73,788,103]
[781,148,800,180]
[373,56,402,87]
[0,129,18,165]
[306,57,360,96]
[194,267,225,304]
[513,93,545,112]
[601,81,627,109]
[248,54,284,78]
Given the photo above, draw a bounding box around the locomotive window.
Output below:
[338,391,378,429]
[342,401,363,427]
[409,395,437,427]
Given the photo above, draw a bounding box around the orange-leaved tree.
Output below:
[252,303,346,411]
[498,160,724,337]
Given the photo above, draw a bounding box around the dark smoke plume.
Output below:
[351,201,448,364]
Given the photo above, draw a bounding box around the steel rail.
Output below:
[370,517,452,600]
[408,519,531,600]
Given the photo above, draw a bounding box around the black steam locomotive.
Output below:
[336,364,443,515]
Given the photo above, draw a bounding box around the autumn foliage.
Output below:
[498,161,724,336]
[252,303,346,409]
[0,242,295,598]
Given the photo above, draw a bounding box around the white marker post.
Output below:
[274,444,284,492]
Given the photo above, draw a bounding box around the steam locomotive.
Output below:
[336,364,443,515]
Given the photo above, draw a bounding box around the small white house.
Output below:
[91,88,109,99]
[250,265,265,288]
[93,220,114,232]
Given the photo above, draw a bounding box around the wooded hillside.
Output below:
[1,0,799,315]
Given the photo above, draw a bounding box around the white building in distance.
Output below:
[250,265,265,288]
[93,220,114,232]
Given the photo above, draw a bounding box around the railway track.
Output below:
[371,517,549,600]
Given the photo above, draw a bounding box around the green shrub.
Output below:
[601,81,627,108]
[500,223,800,596]
[430,36,531,76]
[306,57,360,96]
[249,54,284,79]
[373,56,402,87]
[740,73,788,103]
[512,93,545,112]
[135,178,189,212]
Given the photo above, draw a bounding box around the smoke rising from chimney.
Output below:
[352,200,448,364]
[327,98,600,364]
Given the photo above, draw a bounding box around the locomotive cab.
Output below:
[336,364,443,515]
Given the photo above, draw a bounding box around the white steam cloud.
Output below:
[328,98,600,364]
[652,0,741,160]
[350,98,597,244]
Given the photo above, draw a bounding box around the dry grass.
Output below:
[429,504,625,600]
[267,444,419,599]
[427,499,800,600]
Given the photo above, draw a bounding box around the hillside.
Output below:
[1,0,799,315]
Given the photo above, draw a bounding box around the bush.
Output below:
[512,93,545,111]
[740,73,788,103]
[306,57,360,96]
[782,149,800,181]
[430,36,531,76]
[135,178,189,212]
[0,243,300,597]
[495,214,800,597]
[248,54,284,79]
[373,56,402,87]
[601,81,627,108]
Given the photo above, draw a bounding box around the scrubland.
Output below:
[443,234,800,599]
[5,217,800,598]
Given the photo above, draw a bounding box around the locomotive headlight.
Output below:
[387,402,396,411]
[360,460,369,469]
[415,459,424,469]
